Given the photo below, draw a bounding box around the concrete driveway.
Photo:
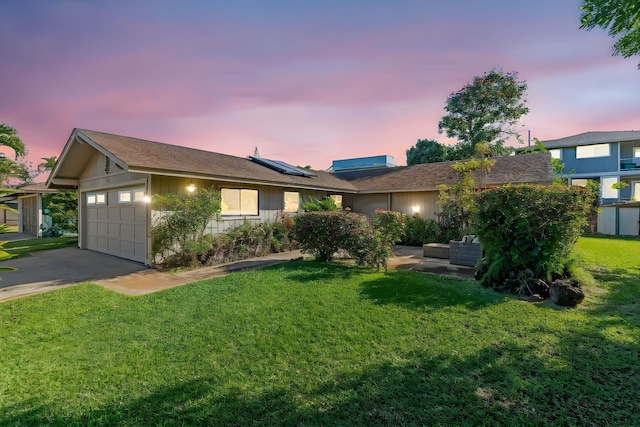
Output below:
[0,247,148,301]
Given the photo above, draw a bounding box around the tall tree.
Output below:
[38,155,57,173]
[0,122,26,159]
[0,122,33,185]
[580,0,640,68]
[438,70,529,157]
[406,139,463,165]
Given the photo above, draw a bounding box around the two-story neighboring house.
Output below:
[541,131,640,236]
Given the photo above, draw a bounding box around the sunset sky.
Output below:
[1,0,638,173]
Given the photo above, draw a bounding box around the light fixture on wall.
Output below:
[143,195,151,203]
[412,205,420,214]
[187,182,196,193]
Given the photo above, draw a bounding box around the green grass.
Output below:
[1,236,78,260]
[0,238,639,425]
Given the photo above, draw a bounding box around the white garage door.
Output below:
[85,188,147,263]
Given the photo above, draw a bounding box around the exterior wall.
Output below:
[390,191,440,220]
[598,205,640,236]
[352,193,389,218]
[150,175,340,235]
[18,195,40,236]
[560,143,620,175]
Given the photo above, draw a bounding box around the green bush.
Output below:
[151,188,221,268]
[402,214,440,245]
[474,184,595,293]
[294,211,391,270]
[373,210,405,244]
[200,215,299,265]
[301,196,339,211]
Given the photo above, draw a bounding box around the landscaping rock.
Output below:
[549,279,585,306]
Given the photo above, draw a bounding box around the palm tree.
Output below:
[0,122,26,159]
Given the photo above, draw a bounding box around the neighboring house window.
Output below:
[548,149,561,159]
[601,177,619,199]
[87,192,107,205]
[284,191,299,213]
[330,194,343,208]
[118,189,146,203]
[576,143,610,159]
[633,182,640,200]
[221,188,258,216]
[634,147,640,158]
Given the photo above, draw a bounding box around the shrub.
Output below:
[151,188,221,268]
[372,210,405,244]
[301,196,339,211]
[402,214,440,245]
[294,211,391,270]
[200,214,298,266]
[474,184,595,293]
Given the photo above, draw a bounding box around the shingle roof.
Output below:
[76,129,358,192]
[540,131,640,149]
[336,153,553,192]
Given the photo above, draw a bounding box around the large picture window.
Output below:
[284,191,299,213]
[576,143,610,159]
[221,188,258,216]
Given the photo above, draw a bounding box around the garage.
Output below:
[84,187,147,263]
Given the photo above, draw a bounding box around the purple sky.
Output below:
[1,0,638,173]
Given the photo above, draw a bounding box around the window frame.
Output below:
[576,143,610,159]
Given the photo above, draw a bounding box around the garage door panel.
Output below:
[135,224,146,239]
[121,207,134,222]
[97,222,108,235]
[108,223,120,238]
[85,187,148,263]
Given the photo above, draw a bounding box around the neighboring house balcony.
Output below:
[620,158,640,171]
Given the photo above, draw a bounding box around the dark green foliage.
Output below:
[199,215,299,265]
[402,214,441,245]
[294,211,391,270]
[372,210,405,244]
[580,0,640,68]
[474,184,596,292]
[438,70,529,157]
[301,196,339,211]
[42,190,78,234]
[405,139,464,165]
[151,188,221,268]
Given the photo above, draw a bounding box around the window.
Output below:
[634,147,640,158]
[284,191,299,213]
[118,191,132,203]
[87,192,107,205]
[576,143,610,159]
[601,177,619,199]
[330,194,343,208]
[548,149,561,159]
[118,189,146,203]
[633,182,640,200]
[221,188,258,216]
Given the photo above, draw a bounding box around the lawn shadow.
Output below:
[4,335,638,426]
[275,260,364,283]
[359,269,505,310]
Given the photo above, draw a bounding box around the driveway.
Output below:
[0,247,148,301]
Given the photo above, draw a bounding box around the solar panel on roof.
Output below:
[249,156,317,178]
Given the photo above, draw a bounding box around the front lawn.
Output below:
[0,237,638,425]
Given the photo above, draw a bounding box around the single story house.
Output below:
[47,129,553,265]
